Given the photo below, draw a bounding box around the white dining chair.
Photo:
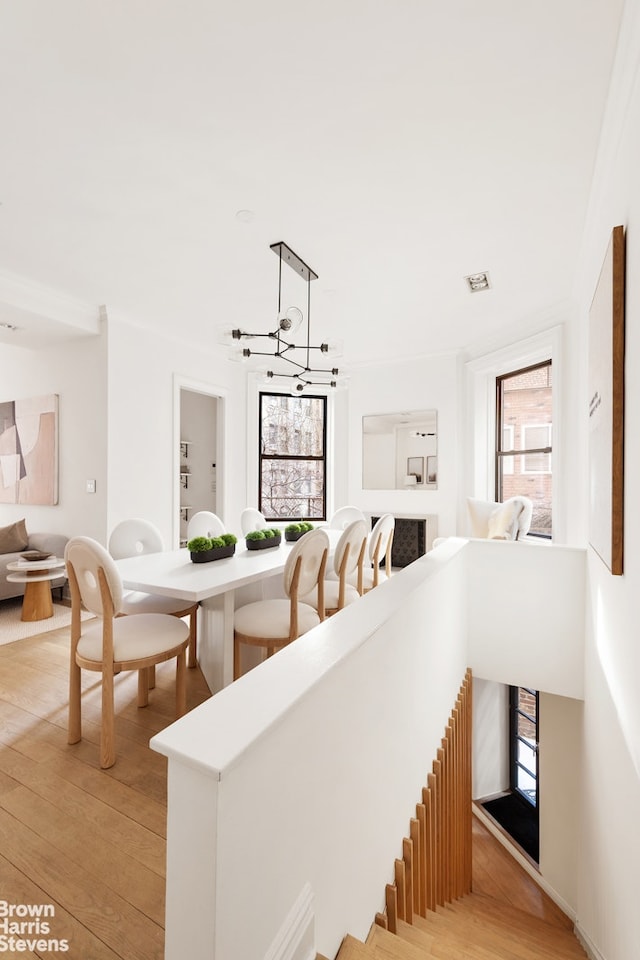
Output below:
[65,536,190,769]
[108,518,199,668]
[300,519,367,615]
[233,528,329,680]
[186,511,226,540]
[328,505,366,530]
[240,508,268,536]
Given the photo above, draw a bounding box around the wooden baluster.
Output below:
[403,837,414,924]
[410,817,422,917]
[395,859,406,921]
[385,884,398,934]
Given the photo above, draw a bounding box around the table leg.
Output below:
[21,580,54,621]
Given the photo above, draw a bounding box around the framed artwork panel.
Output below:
[588,225,625,575]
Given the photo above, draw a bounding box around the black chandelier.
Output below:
[231,241,339,390]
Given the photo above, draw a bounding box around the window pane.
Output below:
[260,459,325,518]
[498,361,552,537]
[261,395,325,457]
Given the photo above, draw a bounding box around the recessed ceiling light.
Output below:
[0,322,18,331]
[464,271,491,292]
[235,209,255,224]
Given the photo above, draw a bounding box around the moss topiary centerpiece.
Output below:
[187,533,237,563]
[245,528,282,550]
[284,521,315,542]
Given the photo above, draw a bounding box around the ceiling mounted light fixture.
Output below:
[231,241,339,390]
[464,271,491,292]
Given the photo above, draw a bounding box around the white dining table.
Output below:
[115,529,342,693]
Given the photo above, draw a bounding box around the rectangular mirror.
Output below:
[362,410,438,490]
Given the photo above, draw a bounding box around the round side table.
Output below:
[6,557,67,621]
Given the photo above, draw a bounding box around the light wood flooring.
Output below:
[1,622,578,960]
[0,619,211,960]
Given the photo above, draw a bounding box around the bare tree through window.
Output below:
[259,393,327,520]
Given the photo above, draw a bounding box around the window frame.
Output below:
[495,358,553,539]
[258,391,328,521]
[509,685,540,811]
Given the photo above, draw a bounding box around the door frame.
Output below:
[173,374,227,549]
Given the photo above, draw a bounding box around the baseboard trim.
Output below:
[472,803,576,921]
[263,882,315,960]
[574,924,606,960]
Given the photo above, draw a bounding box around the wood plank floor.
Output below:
[0,620,211,960]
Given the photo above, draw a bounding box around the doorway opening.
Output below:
[174,378,225,548]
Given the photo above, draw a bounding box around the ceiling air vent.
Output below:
[464,271,491,292]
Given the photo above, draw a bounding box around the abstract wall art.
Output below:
[0,394,59,505]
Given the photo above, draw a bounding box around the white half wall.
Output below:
[466,538,586,700]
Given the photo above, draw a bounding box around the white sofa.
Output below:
[0,522,69,602]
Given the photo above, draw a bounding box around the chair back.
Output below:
[283,528,329,599]
[328,505,366,530]
[333,519,367,579]
[240,508,267,536]
[65,536,123,618]
[187,511,226,540]
[108,518,164,559]
[368,513,395,565]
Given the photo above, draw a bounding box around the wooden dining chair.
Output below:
[233,528,329,680]
[65,536,190,769]
[347,513,395,593]
[108,518,199,668]
[301,519,367,615]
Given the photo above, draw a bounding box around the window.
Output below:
[259,392,327,520]
[509,686,539,807]
[496,360,552,537]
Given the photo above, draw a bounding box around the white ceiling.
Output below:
[0,1,625,372]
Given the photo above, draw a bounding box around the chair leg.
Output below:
[188,607,198,668]
[176,649,187,718]
[138,667,150,707]
[234,635,241,680]
[68,657,82,745]
[101,666,116,769]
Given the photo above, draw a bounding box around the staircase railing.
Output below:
[376,669,473,935]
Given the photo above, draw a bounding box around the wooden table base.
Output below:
[21,580,54,621]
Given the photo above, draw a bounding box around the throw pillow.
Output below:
[0,518,29,554]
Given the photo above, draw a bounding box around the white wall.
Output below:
[539,692,582,915]
[568,3,640,956]
[0,331,108,541]
[472,678,509,799]
[347,354,459,537]
[106,314,247,548]
[466,539,586,700]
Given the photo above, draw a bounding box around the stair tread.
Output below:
[368,922,433,960]
[407,897,587,960]
[338,934,375,959]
